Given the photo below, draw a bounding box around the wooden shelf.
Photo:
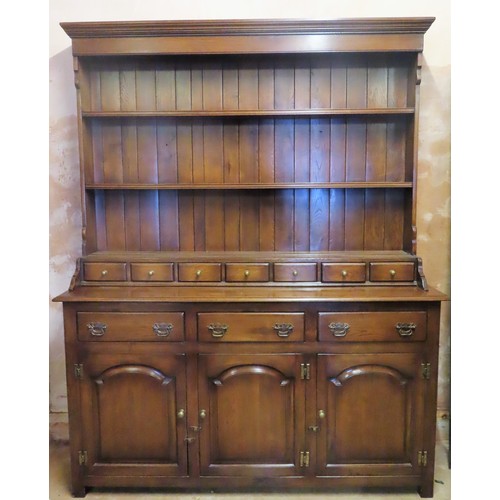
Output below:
[81,108,415,118]
[85,182,413,190]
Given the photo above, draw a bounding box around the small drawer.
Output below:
[83,262,127,281]
[274,263,317,282]
[198,312,305,342]
[322,263,366,283]
[178,263,222,282]
[131,263,174,282]
[369,262,415,282]
[77,312,185,341]
[318,311,426,342]
[225,263,270,282]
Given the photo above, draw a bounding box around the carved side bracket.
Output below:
[416,257,429,291]
[69,258,82,291]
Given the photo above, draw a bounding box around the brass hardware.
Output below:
[418,450,428,467]
[341,270,348,277]
[299,451,310,467]
[190,425,202,432]
[87,322,107,336]
[389,269,396,277]
[196,269,202,277]
[328,322,350,337]
[101,269,108,277]
[396,322,416,337]
[177,409,185,419]
[78,450,87,466]
[184,436,196,443]
[308,425,320,432]
[199,409,207,419]
[273,323,294,337]
[292,270,298,276]
[153,322,173,337]
[300,363,311,380]
[208,323,228,338]
[74,364,83,380]
[244,270,250,277]
[318,409,326,419]
[148,270,155,276]
[421,362,431,380]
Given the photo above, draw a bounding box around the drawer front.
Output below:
[225,263,270,282]
[77,312,185,341]
[369,262,415,282]
[83,262,127,281]
[198,312,305,342]
[178,263,222,282]
[322,263,366,283]
[274,263,317,282]
[318,311,426,342]
[130,263,174,282]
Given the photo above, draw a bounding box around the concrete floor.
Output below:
[49,430,450,500]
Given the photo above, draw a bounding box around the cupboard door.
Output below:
[80,353,187,477]
[198,354,306,476]
[317,353,424,477]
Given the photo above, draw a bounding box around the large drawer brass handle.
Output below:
[153,322,173,337]
[396,322,416,337]
[273,323,294,337]
[328,322,350,337]
[208,323,228,338]
[87,322,107,336]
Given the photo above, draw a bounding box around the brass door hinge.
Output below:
[421,362,431,380]
[74,364,84,380]
[299,451,310,467]
[417,450,428,467]
[300,363,311,380]
[78,450,87,466]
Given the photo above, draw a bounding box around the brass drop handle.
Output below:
[87,322,107,337]
[196,269,202,277]
[390,269,396,277]
[148,270,155,277]
[396,322,416,337]
[273,323,294,337]
[177,409,185,419]
[308,425,320,432]
[208,323,228,338]
[153,322,173,337]
[318,409,326,419]
[101,269,108,277]
[199,409,207,419]
[328,322,350,337]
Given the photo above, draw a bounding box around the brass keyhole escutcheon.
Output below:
[318,409,326,419]
[177,409,185,419]
[199,409,207,419]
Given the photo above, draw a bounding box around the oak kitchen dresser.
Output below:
[54,18,447,498]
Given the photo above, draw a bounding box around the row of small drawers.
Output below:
[78,311,426,342]
[83,261,416,283]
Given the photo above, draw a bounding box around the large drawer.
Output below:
[198,312,305,342]
[77,312,185,341]
[318,311,427,342]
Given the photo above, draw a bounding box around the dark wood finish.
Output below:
[322,263,366,283]
[197,312,305,342]
[370,261,416,282]
[56,18,445,499]
[318,311,427,342]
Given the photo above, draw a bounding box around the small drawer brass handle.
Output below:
[101,269,108,277]
[328,322,350,337]
[396,322,416,337]
[208,323,228,338]
[153,322,173,337]
[341,270,348,277]
[292,270,298,276]
[87,322,107,337]
[273,323,294,337]
[148,270,155,277]
[244,270,250,277]
[196,269,202,277]
[390,269,397,277]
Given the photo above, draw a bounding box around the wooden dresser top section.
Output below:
[61,18,435,55]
